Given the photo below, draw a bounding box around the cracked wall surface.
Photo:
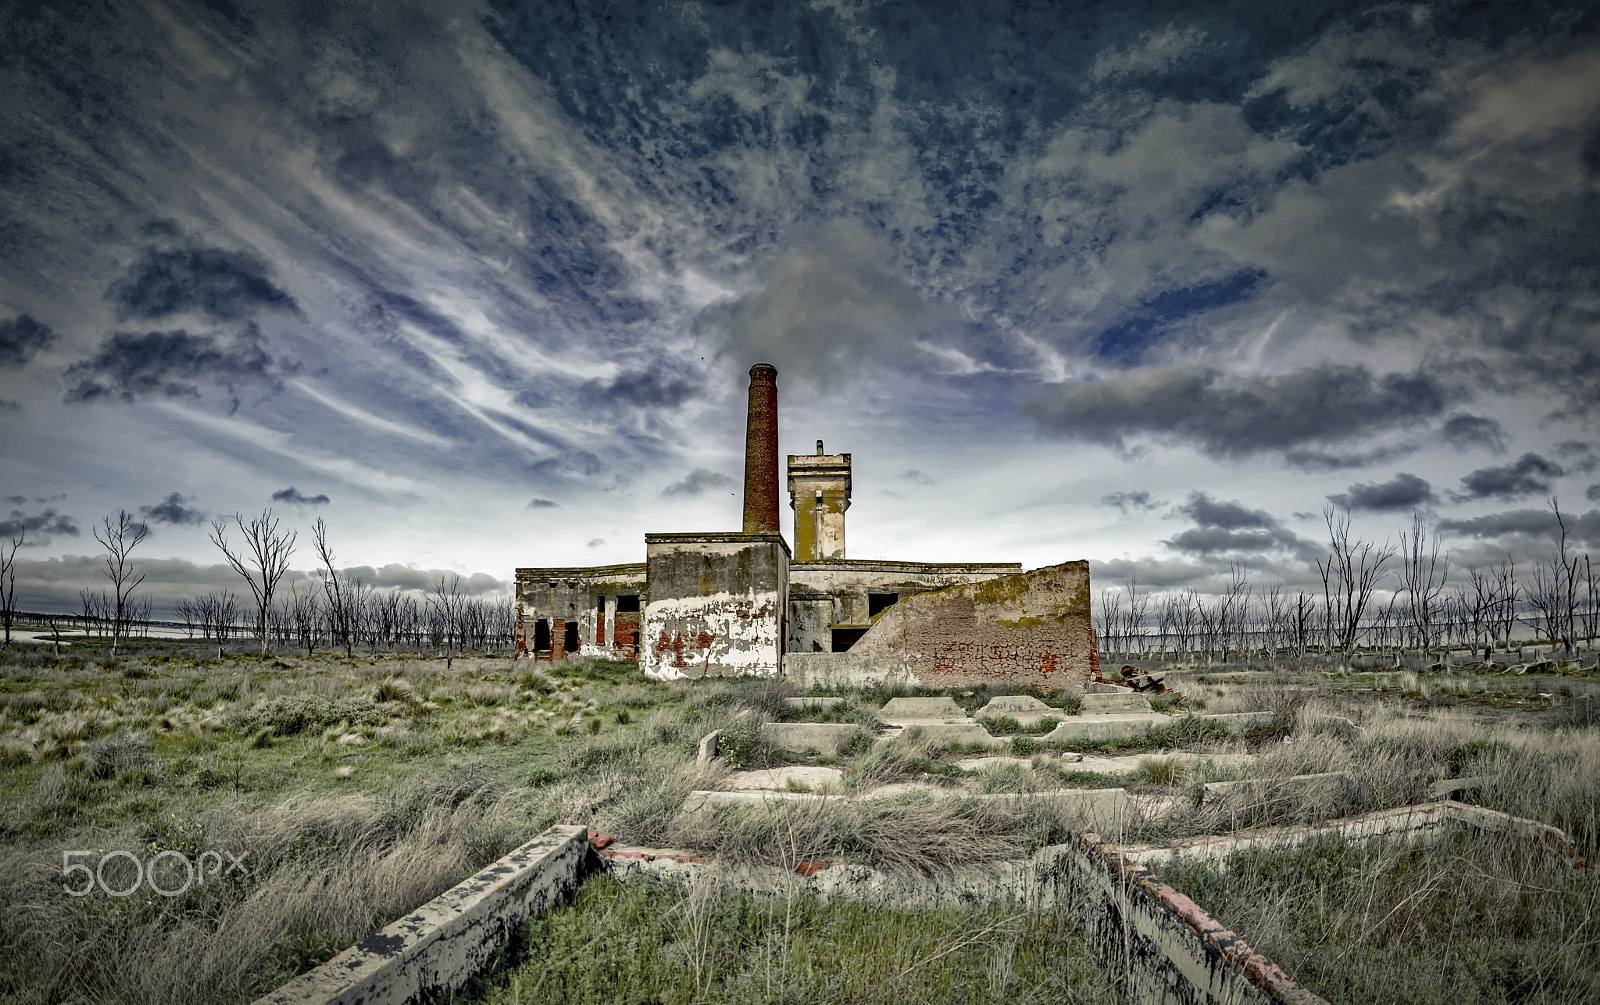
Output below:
[641,532,788,680]
[850,560,1093,688]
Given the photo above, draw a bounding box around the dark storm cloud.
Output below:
[579,370,699,409]
[1588,484,1600,502]
[271,487,330,506]
[1554,441,1598,475]
[1026,364,1452,459]
[1164,491,1310,556]
[1100,490,1163,514]
[526,498,559,509]
[63,328,291,405]
[339,565,506,596]
[1454,453,1565,502]
[139,492,206,526]
[0,315,55,367]
[662,469,734,498]
[1283,444,1419,471]
[1439,508,1600,547]
[0,508,80,543]
[109,244,298,321]
[1441,414,1509,454]
[1328,473,1436,513]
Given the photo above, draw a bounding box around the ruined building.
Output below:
[516,364,1094,688]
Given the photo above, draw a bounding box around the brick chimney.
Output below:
[741,362,780,535]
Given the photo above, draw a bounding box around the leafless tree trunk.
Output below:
[0,532,21,647]
[1398,511,1449,664]
[94,511,149,658]
[211,510,297,657]
[313,517,355,659]
[1317,505,1395,654]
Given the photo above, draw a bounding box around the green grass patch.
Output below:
[462,873,1117,1005]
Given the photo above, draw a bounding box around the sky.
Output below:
[1,0,1598,618]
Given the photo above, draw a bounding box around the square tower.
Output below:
[788,439,851,562]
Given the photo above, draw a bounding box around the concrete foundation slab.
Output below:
[725,765,845,791]
[1080,692,1152,714]
[1042,714,1166,745]
[785,695,846,711]
[898,722,1003,749]
[758,721,864,754]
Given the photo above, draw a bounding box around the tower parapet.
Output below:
[788,439,851,562]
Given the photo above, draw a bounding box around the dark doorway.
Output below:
[868,593,899,617]
[534,619,551,652]
[617,594,640,613]
[831,627,869,652]
[564,621,581,653]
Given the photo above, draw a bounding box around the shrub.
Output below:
[232,694,383,736]
[1010,735,1043,756]
[714,720,772,770]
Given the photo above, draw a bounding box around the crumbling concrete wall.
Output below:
[641,532,788,679]
[786,591,834,653]
[789,559,1022,636]
[514,564,646,661]
[849,560,1092,689]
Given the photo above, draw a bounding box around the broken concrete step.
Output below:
[895,722,1004,750]
[974,695,1062,725]
[877,696,970,722]
[758,722,865,755]
[1042,714,1166,744]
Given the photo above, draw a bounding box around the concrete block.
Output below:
[1041,714,1165,745]
[784,695,845,711]
[1079,692,1152,714]
[758,721,864,754]
[898,722,1004,749]
[253,824,590,1005]
[696,730,718,770]
[877,696,969,722]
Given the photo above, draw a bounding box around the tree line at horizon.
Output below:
[0,509,513,656]
[1094,501,1598,663]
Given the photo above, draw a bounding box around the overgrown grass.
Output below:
[1159,831,1600,1003]
[463,872,1117,1005]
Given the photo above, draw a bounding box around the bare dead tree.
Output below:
[93,511,149,657]
[313,517,356,659]
[1398,511,1449,664]
[1124,578,1149,657]
[0,531,21,647]
[1317,505,1395,654]
[211,510,297,657]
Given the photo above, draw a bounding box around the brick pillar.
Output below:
[741,362,781,535]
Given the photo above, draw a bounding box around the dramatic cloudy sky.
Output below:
[2,0,1598,615]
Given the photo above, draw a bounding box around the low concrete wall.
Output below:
[1115,800,1584,870]
[1041,833,1329,1004]
[253,824,591,1005]
[784,651,922,688]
